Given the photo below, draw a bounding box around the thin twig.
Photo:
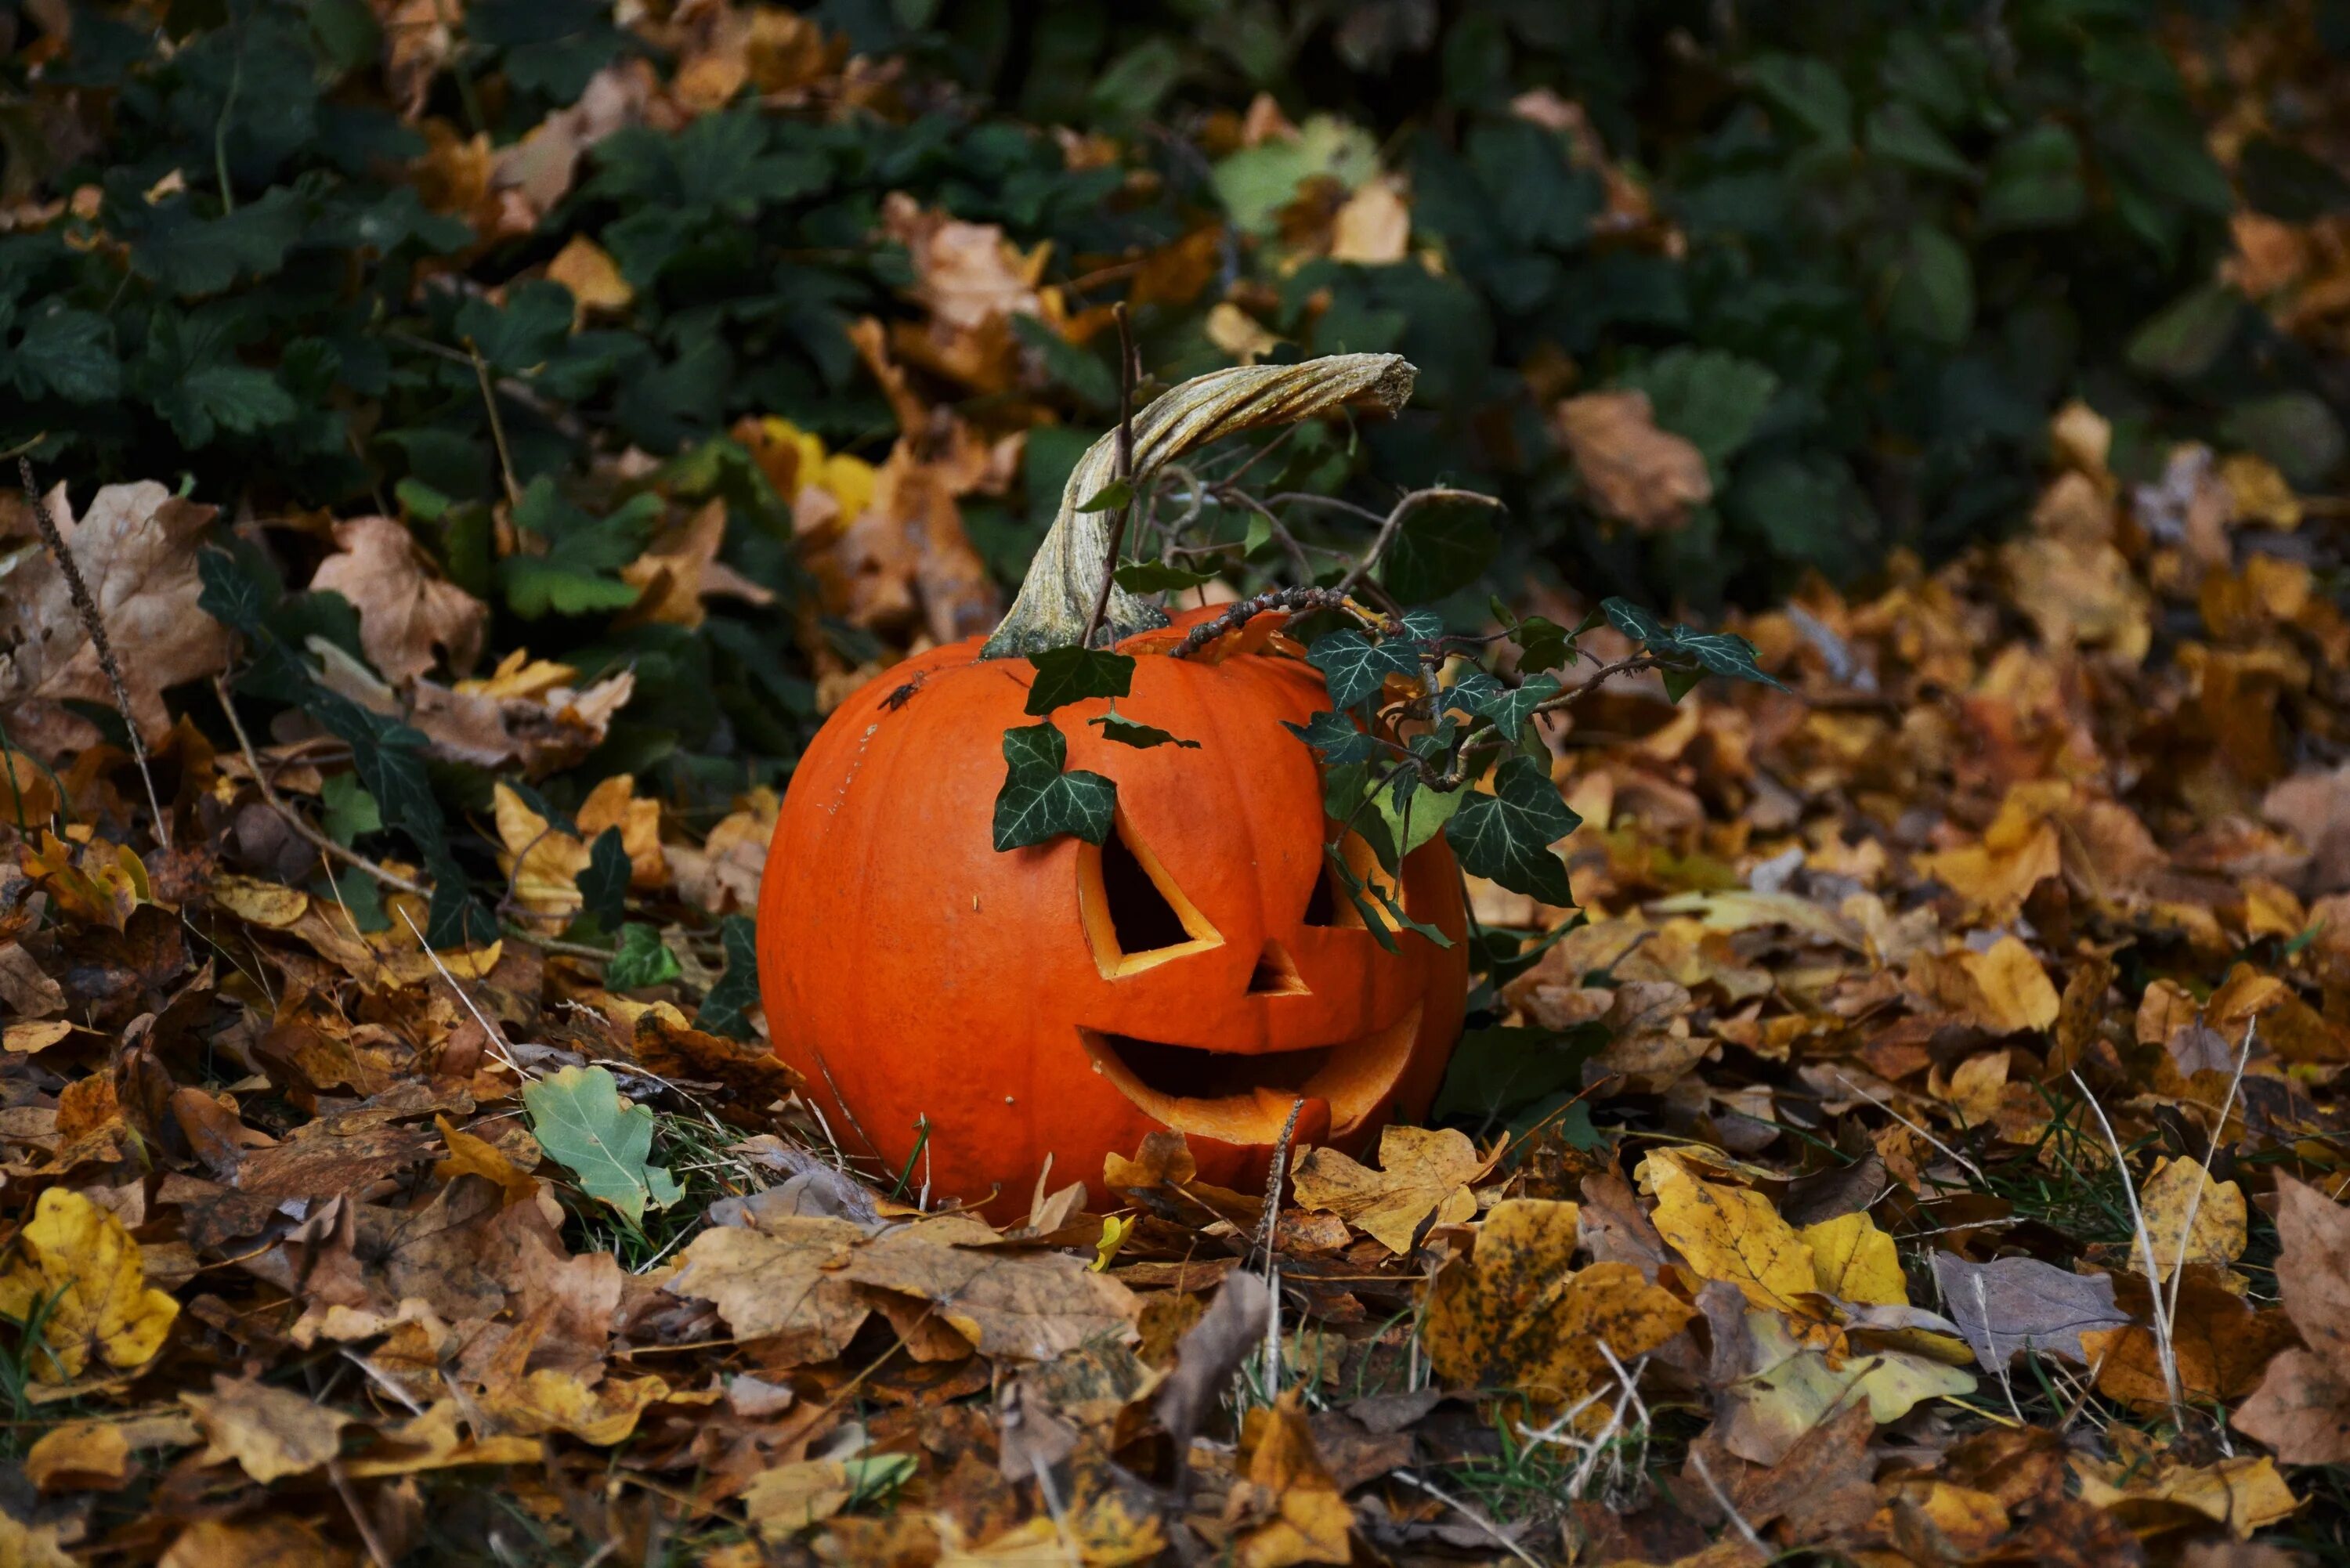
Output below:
[212,677,430,898]
[1685,1448,1769,1556]
[1166,587,1387,659]
[327,1460,396,1568]
[1833,1071,1986,1184]
[1256,1097,1304,1272]
[2157,1016,2256,1453]
[1078,304,1139,652]
[21,458,173,850]
[1390,1470,1542,1568]
[465,337,524,507]
[1335,488,1503,596]
[2068,1068,2186,1429]
[399,905,533,1079]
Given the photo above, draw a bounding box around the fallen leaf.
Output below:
[1960,937,2060,1034]
[0,482,230,757]
[2138,1156,2247,1281]
[1555,388,1710,533]
[2073,1447,2297,1538]
[1424,1198,1692,1418]
[24,1418,134,1491]
[183,1373,351,1483]
[1929,1252,2131,1368]
[744,1454,916,1541]
[1289,1125,1499,1253]
[1226,1393,1353,1568]
[1801,1209,1906,1305]
[522,1064,684,1225]
[157,1517,349,1568]
[1156,1269,1272,1453]
[1645,1157,1817,1314]
[2083,1276,2297,1414]
[666,1215,873,1364]
[0,1187,179,1382]
[309,515,488,685]
[1716,1310,1976,1466]
[842,1213,1141,1361]
[2234,1175,2350,1461]
[545,233,633,320]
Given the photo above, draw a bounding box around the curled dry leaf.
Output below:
[183,1373,352,1483]
[2234,1176,2350,1462]
[1289,1124,1501,1254]
[309,515,488,685]
[1555,388,1711,533]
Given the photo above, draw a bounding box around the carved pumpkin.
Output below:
[756,355,1468,1211]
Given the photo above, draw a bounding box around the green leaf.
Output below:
[1444,756,1579,906]
[1024,647,1134,716]
[1284,710,1382,766]
[1600,598,1670,647]
[522,1064,684,1226]
[1373,771,1466,860]
[1864,101,1972,180]
[1213,115,1381,234]
[1112,560,1215,594]
[1980,124,2086,233]
[607,922,684,991]
[1618,349,1780,471]
[1744,53,1852,146]
[1430,1022,1607,1136]
[320,773,381,845]
[1513,615,1574,674]
[1381,498,1499,602]
[1306,629,1419,710]
[992,721,1118,851]
[1089,712,1198,750]
[498,479,660,618]
[1470,674,1561,735]
[2126,284,2242,382]
[1886,223,1972,346]
[2220,392,2346,487]
[1077,478,1134,514]
[697,914,761,1039]
[10,308,120,403]
[578,827,631,931]
[1600,599,1787,691]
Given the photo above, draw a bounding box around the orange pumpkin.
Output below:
[755,354,1468,1212]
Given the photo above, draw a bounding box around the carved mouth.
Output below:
[1079,1004,1423,1146]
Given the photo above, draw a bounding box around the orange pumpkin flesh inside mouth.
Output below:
[1079,1004,1426,1148]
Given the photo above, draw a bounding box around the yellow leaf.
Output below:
[433,1115,538,1205]
[0,1513,77,1568]
[1721,1311,1976,1466]
[212,874,310,929]
[491,781,590,921]
[2139,1155,2247,1281]
[0,1188,179,1382]
[24,1419,133,1492]
[1912,783,2067,916]
[1646,1161,1815,1314]
[1092,1213,1135,1272]
[183,1374,351,1483]
[1959,937,2059,1035]
[4,1020,74,1055]
[1289,1125,1498,1254]
[545,233,633,320]
[1801,1211,1907,1306]
[481,1368,668,1447]
[576,773,665,887]
[2073,1447,2298,1538]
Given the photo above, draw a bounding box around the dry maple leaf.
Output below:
[1226,1393,1354,1568]
[2233,1175,2350,1463]
[183,1373,352,1483]
[308,515,488,685]
[1644,1156,1816,1314]
[2138,1156,2247,1281]
[1289,1125,1500,1254]
[841,1213,1140,1362]
[1554,388,1710,533]
[1423,1198,1693,1418]
[0,481,230,758]
[666,1215,874,1365]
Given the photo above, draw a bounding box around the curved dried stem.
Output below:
[981,353,1417,658]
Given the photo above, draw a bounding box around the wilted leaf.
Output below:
[1289,1125,1499,1254]
[183,1374,351,1483]
[0,1187,179,1382]
[2139,1156,2247,1281]
[1556,389,1712,533]
[1929,1253,2133,1369]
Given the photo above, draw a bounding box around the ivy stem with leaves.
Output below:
[21,457,172,850]
[212,675,429,898]
[1077,303,1139,652]
[1167,587,1391,659]
[1332,487,1504,597]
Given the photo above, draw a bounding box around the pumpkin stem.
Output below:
[978,352,1419,659]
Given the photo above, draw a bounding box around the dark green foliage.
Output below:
[992,722,1119,851]
[696,916,761,1039]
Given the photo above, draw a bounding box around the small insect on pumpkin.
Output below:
[756,354,1468,1213]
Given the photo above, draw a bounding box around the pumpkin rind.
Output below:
[756,608,1469,1213]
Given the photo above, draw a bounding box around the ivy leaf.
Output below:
[607,922,684,991]
[1381,498,1499,602]
[424,851,497,947]
[1430,1022,1607,1136]
[1307,629,1420,710]
[1662,630,1787,689]
[992,722,1117,851]
[1373,771,1466,860]
[1513,614,1574,674]
[522,1064,683,1227]
[1326,849,1400,956]
[697,915,761,1039]
[1600,597,1671,647]
[1090,711,1198,750]
[1112,560,1216,594]
[1077,477,1134,513]
[577,827,631,932]
[1368,880,1454,948]
[1444,755,1580,906]
[1024,647,1134,716]
[1284,709,1383,766]
[320,774,381,845]
[1470,674,1561,735]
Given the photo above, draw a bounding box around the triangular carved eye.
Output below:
[1247,939,1311,996]
[1079,815,1222,977]
[1302,832,1406,934]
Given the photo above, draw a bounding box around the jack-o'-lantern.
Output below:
[756,355,1468,1212]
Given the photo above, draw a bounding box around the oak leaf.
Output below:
[2234,1175,2350,1461]
[183,1373,351,1483]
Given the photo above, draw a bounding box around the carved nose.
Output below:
[1246,939,1311,996]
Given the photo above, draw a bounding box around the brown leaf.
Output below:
[0,482,230,757]
[1155,1269,1271,1452]
[158,1516,352,1568]
[183,1372,352,1482]
[1289,1125,1499,1254]
[1556,388,1710,533]
[2264,763,2350,894]
[842,1213,1140,1361]
[1929,1252,2131,1368]
[308,515,488,685]
[666,1215,873,1365]
[2082,1276,2297,1413]
[1225,1392,1353,1567]
[2234,1175,2350,1461]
